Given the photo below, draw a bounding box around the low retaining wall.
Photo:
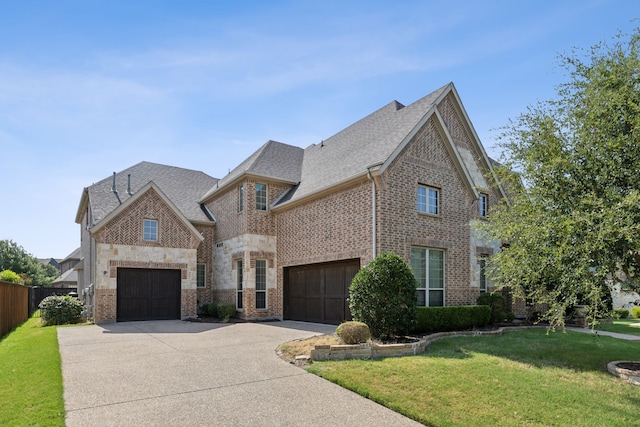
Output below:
[311,327,540,361]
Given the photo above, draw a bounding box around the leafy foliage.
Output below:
[0,240,59,286]
[336,321,371,344]
[216,303,236,321]
[478,28,640,329]
[38,295,84,326]
[476,292,507,324]
[631,307,640,319]
[0,269,23,284]
[414,306,491,333]
[348,252,417,339]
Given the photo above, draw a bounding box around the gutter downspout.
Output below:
[367,167,378,258]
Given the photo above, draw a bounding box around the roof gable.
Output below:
[90,181,204,244]
[76,161,218,225]
[200,140,303,202]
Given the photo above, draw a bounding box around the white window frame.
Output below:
[236,260,243,310]
[479,257,487,292]
[197,263,206,288]
[255,183,267,211]
[479,193,488,218]
[238,185,244,212]
[143,219,158,241]
[417,185,440,215]
[255,259,267,309]
[411,247,445,307]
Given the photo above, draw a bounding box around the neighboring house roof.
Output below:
[201,140,303,202]
[76,161,219,226]
[60,247,82,263]
[38,258,62,270]
[52,268,77,285]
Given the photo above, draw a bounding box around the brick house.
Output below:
[76,82,505,324]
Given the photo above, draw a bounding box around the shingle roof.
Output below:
[275,83,450,205]
[200,140,303,201]
[87,161,218,225]
[61,247,82,262]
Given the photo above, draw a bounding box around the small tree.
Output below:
[0,269,23,284]
[349,252,417,339]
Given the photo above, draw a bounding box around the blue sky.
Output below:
[1,0,638,259]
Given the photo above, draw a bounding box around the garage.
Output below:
[116,268,181,322]
[283,259,360,324]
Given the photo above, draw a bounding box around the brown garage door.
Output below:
[117,268,181,322]
[284,259,360,324]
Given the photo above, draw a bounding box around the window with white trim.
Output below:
[236,260,243,310]
[411,247,445,306]
[479,257,487,292]
[255,183,267,211]
[417,185,439,215]
[479,193,488,218]
[255,259,266,309]
[238,185,244,212]
[197,263,206,288]
[143,219,158,241]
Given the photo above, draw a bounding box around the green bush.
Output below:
[0,269,23,284]
[217,303,236,321]
[206,302,218,317]
[336,321,371,344]
[631,306,640,319]
[415,306,491,333]
[349,252,417,339]
[614,308,629,319]
[477,292,507,324]
[39,295,84,326]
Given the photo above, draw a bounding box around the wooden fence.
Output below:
[0,280,29,339]
[29,287,78,315]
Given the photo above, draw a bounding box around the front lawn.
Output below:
[307,329,640,426]
[595,318,640,337]
[0,316,65,426]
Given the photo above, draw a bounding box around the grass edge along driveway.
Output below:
[0,316,65,427]
[308,328,640,427]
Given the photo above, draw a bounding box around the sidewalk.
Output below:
[565,327,640,342]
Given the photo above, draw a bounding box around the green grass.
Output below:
[308,329,640,427]
[595,318,640,337]
[0,316,65,426]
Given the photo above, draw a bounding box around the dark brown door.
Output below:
[283,259,359,324]
[117,268,181,321]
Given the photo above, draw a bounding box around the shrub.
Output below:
[477,292,507,324]
[349,252,417,339]
[206,302,218,317]
[0,269,23,284]
[415,306,491,333]
[336,321,371,344]
[217,303,236,321]
[631,306,640,319]
[39,295,84,326]
[614,308,629,319]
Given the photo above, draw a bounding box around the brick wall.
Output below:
[94,188,201,249]
[195,225,215,307]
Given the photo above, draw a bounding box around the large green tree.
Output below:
[479,28,640,328]
[0,240,59,286]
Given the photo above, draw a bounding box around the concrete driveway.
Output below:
[58,320,420,426]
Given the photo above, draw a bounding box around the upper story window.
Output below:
[255,183,267,211]
[143,219,158,241]
[417,185,439,215]
[238,185,244,212]
[479,193,488,218]
[197,263,206,288]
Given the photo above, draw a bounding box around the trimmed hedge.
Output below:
[631,306,640,319]
[336,321,371,344]
[414,305,491,334]
[39,295,84,326]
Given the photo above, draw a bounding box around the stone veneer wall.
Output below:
[93,243,198,323]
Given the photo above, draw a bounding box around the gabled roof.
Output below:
[274,83,454,206]
[52,268,77,285]
[60,247,81,263]
[90,181,206,245]
[76,161,218,226]
[200,140,303,202]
